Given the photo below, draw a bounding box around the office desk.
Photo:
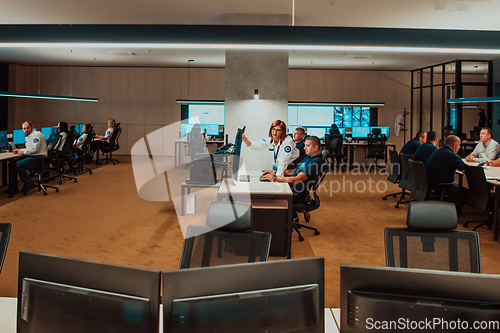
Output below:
[174,139,224,168]
[0,297,338,333]
[343,141,396,169]
[0,152,20,198]
[180,178,222,216]
[464,161,500,241]
[217,171,293,258]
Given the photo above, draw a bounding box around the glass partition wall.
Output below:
[411,60,492,142]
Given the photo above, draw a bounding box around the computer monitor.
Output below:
[370,126,390,139]
[40,127,56,140]
[163,257,324,333]
[288,125,300,134]
[0,130,7,149]
[351,126,370,139]
[13,129,25,145]
[17,251,161,333]
[340,264,500,333]
[338,128,346,139]
[181,123,195,135]
[72,124,84,135]
[200,124,219,136]
[306,127,327,139]
[232,126,245,179]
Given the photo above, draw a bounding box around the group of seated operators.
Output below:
[399,126,500,210]
[11,119,117,194]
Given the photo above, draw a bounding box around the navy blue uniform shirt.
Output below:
[426,146,465,184]
[400,138,421,155]
[290,153,323,201]
[413,142,438,167]
[295,141,305,156]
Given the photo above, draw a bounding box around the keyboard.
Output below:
[259,174,271,182]
[238,174,250,182]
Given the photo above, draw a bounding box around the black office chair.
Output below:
[292,151,330,241]
[408,160,453,202]
[25,146,60,195]
[73,127,95,175]
[324,133,345,170]
[98,123,122,165]
[383,149,402,200]
[0,223,11,274]
[395,153,413,208]
[186,130,205,163]
[365,133,386,172]
[179,202,271,268]
[385,201,481,273]
[463,165,494,231]
[55,128,78,184]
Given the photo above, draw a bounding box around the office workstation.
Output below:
[3,1,500,332]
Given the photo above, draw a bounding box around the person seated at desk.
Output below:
[413,130,438,167]
[262,136,323,221]
[465,127,500,163]
[74,123,92,151]
[91,118,116,153]
[400,130,426,155]
[12,121,48,194]
[53,121,68,151]
[425,135,467,209]
[287,127,306,169]
[242,120,298,177]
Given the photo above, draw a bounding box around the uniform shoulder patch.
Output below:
[33,138,39,143]
[284,146,291,153]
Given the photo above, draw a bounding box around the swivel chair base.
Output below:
[98,151,119,165]
[293,222,320,241]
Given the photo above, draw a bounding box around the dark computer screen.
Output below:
[370,126,390,139]
[340,264,500,333]
[0,130,7,149]
[351,126,370,139]
[17,251,161,333]
[232,126,245,178]
[163,257,325,333]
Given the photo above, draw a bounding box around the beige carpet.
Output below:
[1,157,499,308]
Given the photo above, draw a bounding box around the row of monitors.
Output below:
[288,126,390,140]
[17,252,500,333]
[181,123,223,136]
[4,125,86,146]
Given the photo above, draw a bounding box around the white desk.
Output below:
[0,152,20,197]
[218,170,293,258]
[0,297,338,333]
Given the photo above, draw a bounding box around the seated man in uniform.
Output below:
[12,121,48,194]
[262,135,323,221]
[413,130,438,167]
[287,127,306,169]
[465,127,500,163]
[400,130,427,155]
[426,135,467,209]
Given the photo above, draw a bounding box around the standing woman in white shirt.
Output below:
[242,119,298,177]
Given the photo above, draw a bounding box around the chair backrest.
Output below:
[387,149,401,184]
[299,154,330,212]
[187,131,205,158]
[107,124,122,151]
[0,223,12,274]
[366,133,386,156]
[464,165,490,211]
[398,153,413,191]
[179,225,271,269]
[81,129,96,154]
[384,201,481,273]
[408,160,428,201]
[324,133,343,156]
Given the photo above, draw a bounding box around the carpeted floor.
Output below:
[1,156,499,308]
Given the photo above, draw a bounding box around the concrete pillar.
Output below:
[492,58,500,142]
[224,14,290,172]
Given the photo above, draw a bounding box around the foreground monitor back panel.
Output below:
[163,257,325,333]
[340,264,500,333]
[17,251,161,333]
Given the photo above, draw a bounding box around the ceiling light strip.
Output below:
[176,100,225,104]
[2,43,500,54]
[447,97,500,103]
[289,102,385,107]
[0,91,98,102]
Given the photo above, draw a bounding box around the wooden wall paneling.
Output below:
[306,70,325,101]
[146,104,164,125]
[378,71,396,109]
[40,67,58,95]
[117,123,128,154]
[58,67,71,97]
[110,68,129,104]
[164,68,184,104]
[146,68,164,105]
[342,70,361,102]
[198,68,218,100]
[75,67,94,99]
[187,68,201,100]
[288,69,308,101]
[128,104,146,125]
[163,103,181,125]
[127,124,146,156]
[360,71,379,102]
[394,71,411,108]
[323,70,343,102]
[110,104,129,126]
[216,68,225,100]
[92,103,111,125]
[25,66,40,94]
[94,67,112,103]
[60,101,77,124]
[128,68,146,104]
